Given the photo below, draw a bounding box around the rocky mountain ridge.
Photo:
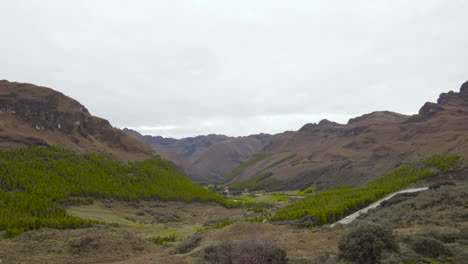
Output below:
[126,81,468,189]
[224,81,468,191]
[0,80,158,161]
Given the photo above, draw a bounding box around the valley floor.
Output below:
[1,168,467,264]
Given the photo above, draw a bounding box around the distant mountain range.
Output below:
[1,79,466,191]
[123,128,273,182]
[125,81,468,190]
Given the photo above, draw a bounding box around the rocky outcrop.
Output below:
[437,82,468,107]
[0,80,158,161]
[460,81,468,97]
[348,111,409,124]
[299,119,342,134]
[418,102,445,117]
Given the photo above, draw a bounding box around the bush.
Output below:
[197,237,288,264]
[429,181,456,190]
[338,223,399,264]
[380,192,419,208]
[422,154,462,172]
[410,237,450,258]
[232,237,287,264]
[196,241,233,264]
[295,215,321,228]
[421,228,460,243]
[175,233,202,254]
[68,236,100,254]
[151,235,177,246]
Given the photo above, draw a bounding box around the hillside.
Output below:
[124,129,273,182]
[223,81,468,191]
[0,146,225,237]
[0,80,158,161]
[125,82,468,187]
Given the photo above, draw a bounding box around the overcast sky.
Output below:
[1,1,467,138]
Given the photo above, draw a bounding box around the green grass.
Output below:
[213,221,233,229]
[296,187,317,195]
[221,153,273,184]
[0,147,226,237]
[230,172,279,191]
[231,194,291,205]
[272,155,463,225]
[422,154,463,172]
[265,154,297,169]
[151,234,178,246]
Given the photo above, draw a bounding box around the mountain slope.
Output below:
[0,146,225,237]
[123,129,273,182]
[0,80,228,237]
[0,80,158,161]
[224,81,468,191]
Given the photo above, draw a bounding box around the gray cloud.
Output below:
[1,0,467,138]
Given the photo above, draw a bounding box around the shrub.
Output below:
[429,181,456,190]
[196,241,233,264]
[232,237,287,264]
[68,236,100,254]
[410,237,450,258]
[379,252,403,264]
[380,192,419,208]
[422,154,462,172]
[197,237,288,264]
[151,235,177,246]
[213,221,232,229]
[295,215,321,228]
[338,223,399,264]
[175,233,202,254]
[421,228,459,243]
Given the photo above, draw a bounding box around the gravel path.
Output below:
[330,187,429,227]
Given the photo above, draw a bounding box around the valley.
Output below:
[1,166,467,264]
[0,80,467,264]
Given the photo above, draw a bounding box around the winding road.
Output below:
[330,187,429,227]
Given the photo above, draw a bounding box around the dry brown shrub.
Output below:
[197,236,287,264]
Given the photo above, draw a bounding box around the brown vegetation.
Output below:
[0,80,158,161]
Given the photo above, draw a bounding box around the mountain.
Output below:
[0,80,158,161]
[123,128,273,182]
[0,80,228,238]
[223,81,468,191]
[124,81,467,187]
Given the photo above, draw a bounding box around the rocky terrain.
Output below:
[0,80,158,161]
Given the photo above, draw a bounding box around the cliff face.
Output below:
[0,80,158,161]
